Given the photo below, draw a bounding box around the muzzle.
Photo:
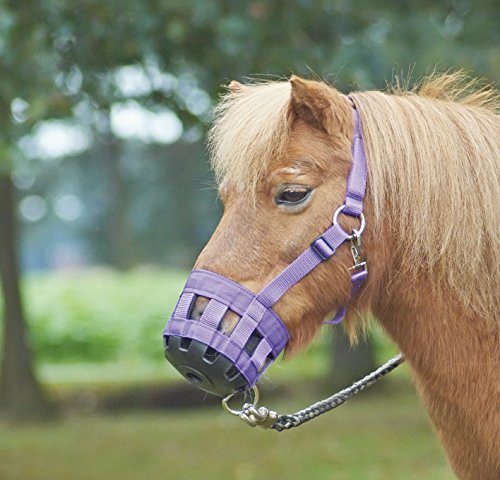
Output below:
[163,270,289,395]
[163,105,368,397]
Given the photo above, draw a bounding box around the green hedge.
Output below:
[22,268,187,362]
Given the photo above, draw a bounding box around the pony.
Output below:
[191,72,500,480]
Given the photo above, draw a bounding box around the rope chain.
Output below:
[223,353,405,431]
[271,352,404,431]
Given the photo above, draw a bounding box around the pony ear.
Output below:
[289,75,351,136]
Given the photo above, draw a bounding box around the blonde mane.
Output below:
[208,73,500,323]
[352,73,500,322]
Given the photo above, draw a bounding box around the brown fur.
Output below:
[197,73,500,479]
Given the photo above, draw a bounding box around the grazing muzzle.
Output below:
[163,105,368,397]
[163,270,289,396]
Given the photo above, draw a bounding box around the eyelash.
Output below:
[275,187,312,206]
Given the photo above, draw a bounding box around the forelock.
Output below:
[208,81,293,196]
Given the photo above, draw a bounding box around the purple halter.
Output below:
[163,104,368,396]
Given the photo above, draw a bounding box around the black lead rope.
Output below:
[222,353,405,431]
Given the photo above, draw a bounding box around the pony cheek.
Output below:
[276,300,322,355]
[272,267,351,353]
[307,260,354,312]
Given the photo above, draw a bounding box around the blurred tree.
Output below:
[0,177,56,420]
[331,328,375,390]
[0,2,67,420]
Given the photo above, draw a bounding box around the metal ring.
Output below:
[332,205,365,239]
[222,385,260,416]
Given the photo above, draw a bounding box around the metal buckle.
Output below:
[350,232,362,263]
[349,260,367,273]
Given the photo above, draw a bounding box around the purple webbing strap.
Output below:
[326,106,369,324]
[257,223,350,308]
[344,108,368,217]
[351,269,367,296]
[326,269,367,324]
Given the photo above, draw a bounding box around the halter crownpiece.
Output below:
[163,104,368,397]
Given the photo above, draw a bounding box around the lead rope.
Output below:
[222,352,404,431]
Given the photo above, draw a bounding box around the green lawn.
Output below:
[0,385,455,480]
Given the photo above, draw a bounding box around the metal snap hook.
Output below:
[221,386,279,429]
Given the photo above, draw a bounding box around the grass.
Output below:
[0,383,455,480]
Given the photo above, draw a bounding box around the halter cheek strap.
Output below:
[345,104,368,217]
[324,104,368,323]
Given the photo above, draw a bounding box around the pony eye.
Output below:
[275,187,312,206]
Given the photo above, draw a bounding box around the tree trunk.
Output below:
[0,174,55,422]
[330,326,376,391]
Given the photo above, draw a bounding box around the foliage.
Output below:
[21,269,186,362]
[4,0,499,269]
[0,387,455,480]
[47,0,500,98]
[3,0,500,158]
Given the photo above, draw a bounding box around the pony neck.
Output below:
[366,237,500,480]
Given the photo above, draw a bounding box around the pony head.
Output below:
[161,72,500,480]
[164,77,370,395]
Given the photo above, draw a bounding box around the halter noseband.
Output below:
[163,101,369,397]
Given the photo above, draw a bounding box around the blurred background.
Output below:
[0,1,498,479]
